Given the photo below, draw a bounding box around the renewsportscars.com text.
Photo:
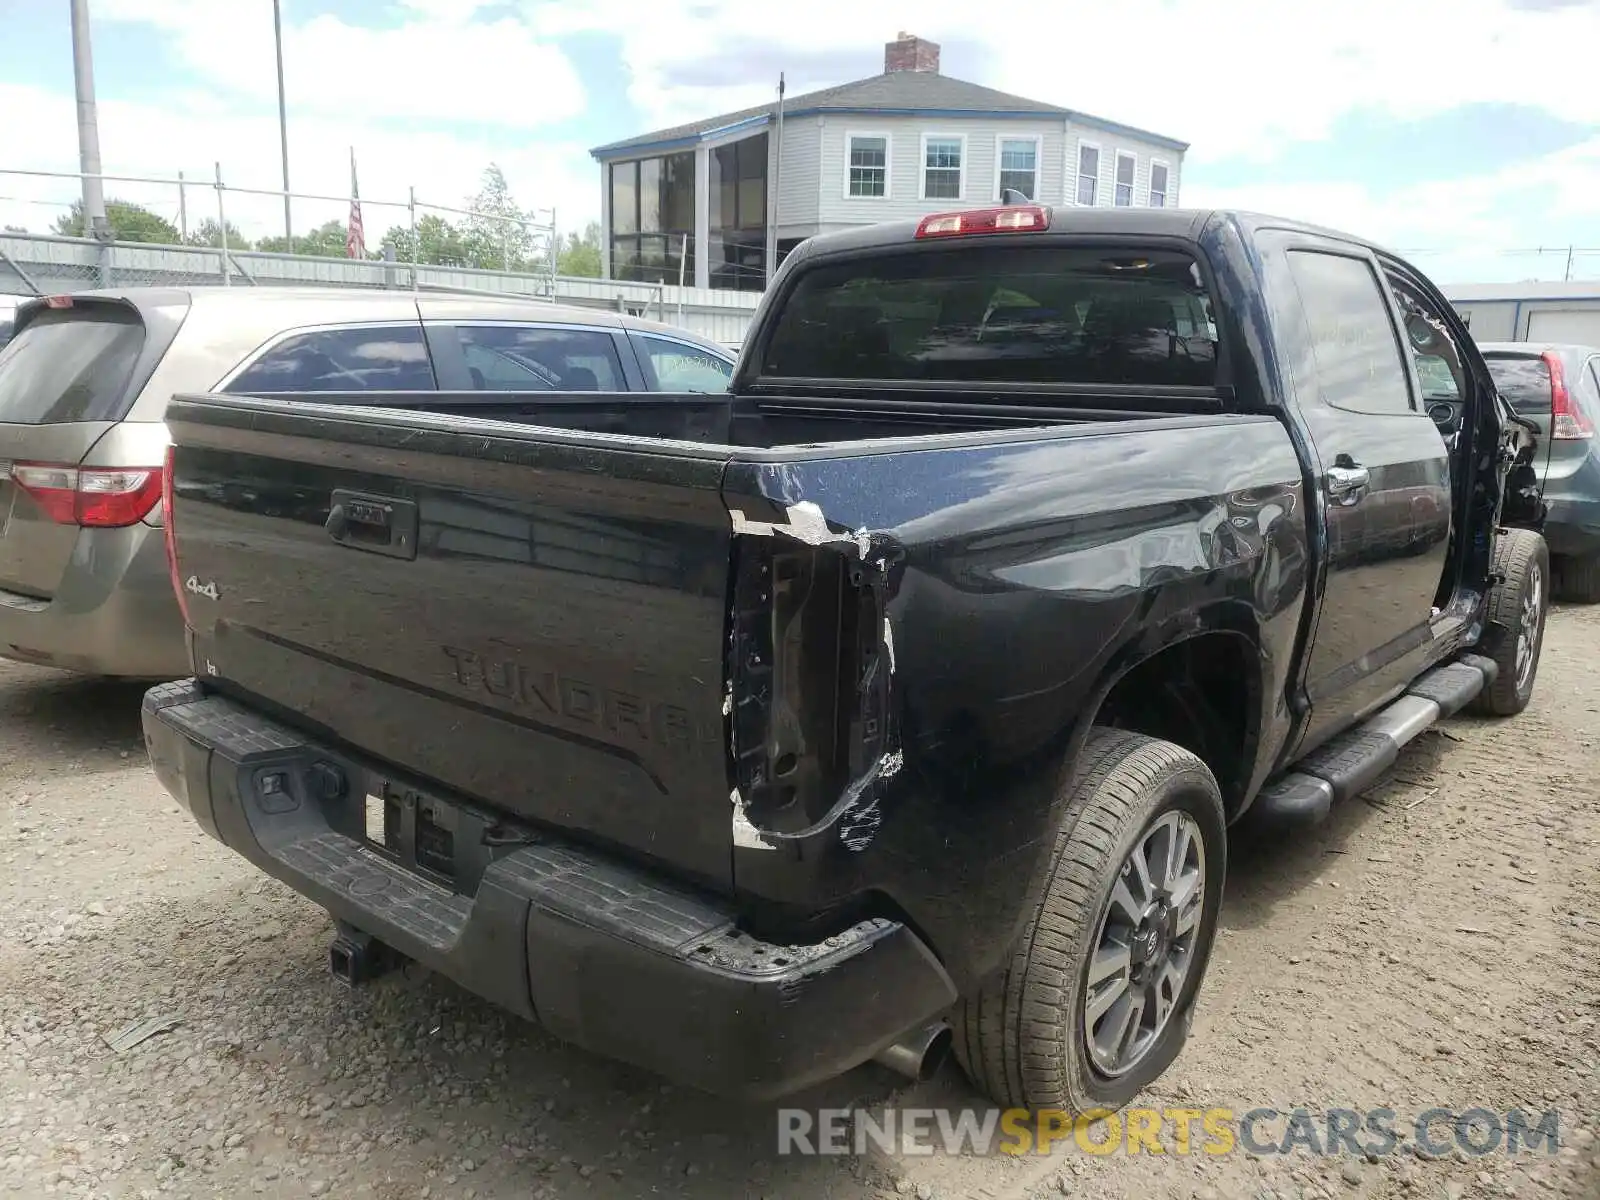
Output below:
[776,1106,1564,1158]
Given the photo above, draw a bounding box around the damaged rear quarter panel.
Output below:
[721,415,1308,991]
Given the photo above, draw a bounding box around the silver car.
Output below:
[0,286,737,678]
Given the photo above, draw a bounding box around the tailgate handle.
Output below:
[326,490,418,560]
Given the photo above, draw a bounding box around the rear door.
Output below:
[1269,241,1454,752]
[441,322,635,393]
[0,294,186,599]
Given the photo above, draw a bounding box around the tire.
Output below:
[1554,554,1600,604]
[953,728,1226,1114]
[1468,527,1550,717]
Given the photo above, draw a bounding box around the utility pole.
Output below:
[69,0,108,239]
[767,72,785,286]
[273,0,292,244]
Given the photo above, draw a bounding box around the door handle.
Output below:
[1326,462,1370,503]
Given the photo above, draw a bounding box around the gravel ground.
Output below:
[1,608,1598,1200]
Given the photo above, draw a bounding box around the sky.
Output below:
[1,0,1599,284]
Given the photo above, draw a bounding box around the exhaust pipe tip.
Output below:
[872,1022,953,1082]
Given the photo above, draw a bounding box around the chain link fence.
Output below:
[0,165,558,288]
[0,167,763,345]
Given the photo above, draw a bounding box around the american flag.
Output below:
[346,148,366,259]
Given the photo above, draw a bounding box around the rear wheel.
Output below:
[1554,554,1600,604]
[1469,528,1549,717]
[953,728,1225,1113]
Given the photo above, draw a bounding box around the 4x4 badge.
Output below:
[185,576,219,601]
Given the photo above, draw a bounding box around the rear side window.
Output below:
[458,325,624,392]
[0,304,145,424]
[1484,355,1554,415]
[760,245,1219,387]
[1286,250,1413,415]
[632,334,733,393]
[225,325,435,393]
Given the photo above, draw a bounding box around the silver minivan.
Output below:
[0,286,737,678]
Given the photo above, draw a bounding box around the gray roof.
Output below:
[590,71,1187,158]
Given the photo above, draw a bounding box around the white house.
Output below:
[590,33,1189,292]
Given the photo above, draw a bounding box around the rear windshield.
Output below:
[0,304,145,425]
[1484,354,1552,414]
[760,245,1219,387]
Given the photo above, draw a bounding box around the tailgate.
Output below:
[165,395,739,888]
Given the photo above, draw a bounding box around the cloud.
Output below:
[519,0,1600,162]
[1184,135,1600,282]
[94,0,586,129]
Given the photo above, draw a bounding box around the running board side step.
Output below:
[1250,656,1498,826]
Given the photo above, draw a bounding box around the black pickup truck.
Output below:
[144,206,1547,1114]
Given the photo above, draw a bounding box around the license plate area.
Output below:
[361,777,518,896]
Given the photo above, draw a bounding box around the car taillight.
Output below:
[1544,351,1593,440]
[161,445,189,626]
[914,204,1051,239]
[9,462,165,527]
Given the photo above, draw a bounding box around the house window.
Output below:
[922,135,963,200]
[1076,143,1099,206]
[1115,152,1136,207]
[1150,160,1170,208]
[609,152,696,285]
[997,137,1039,200]
[847,134,889,198]
[709,132,768,292]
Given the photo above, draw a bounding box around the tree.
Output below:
[463,164,536,270]
[52,198,179,244]
[255,220,352,258]
[184,218,249,250]
[557,221,602,278]
[378,213,472,266]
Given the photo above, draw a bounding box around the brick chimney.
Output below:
[885,31,940,74]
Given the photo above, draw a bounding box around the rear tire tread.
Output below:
[953,728,1222,1112]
